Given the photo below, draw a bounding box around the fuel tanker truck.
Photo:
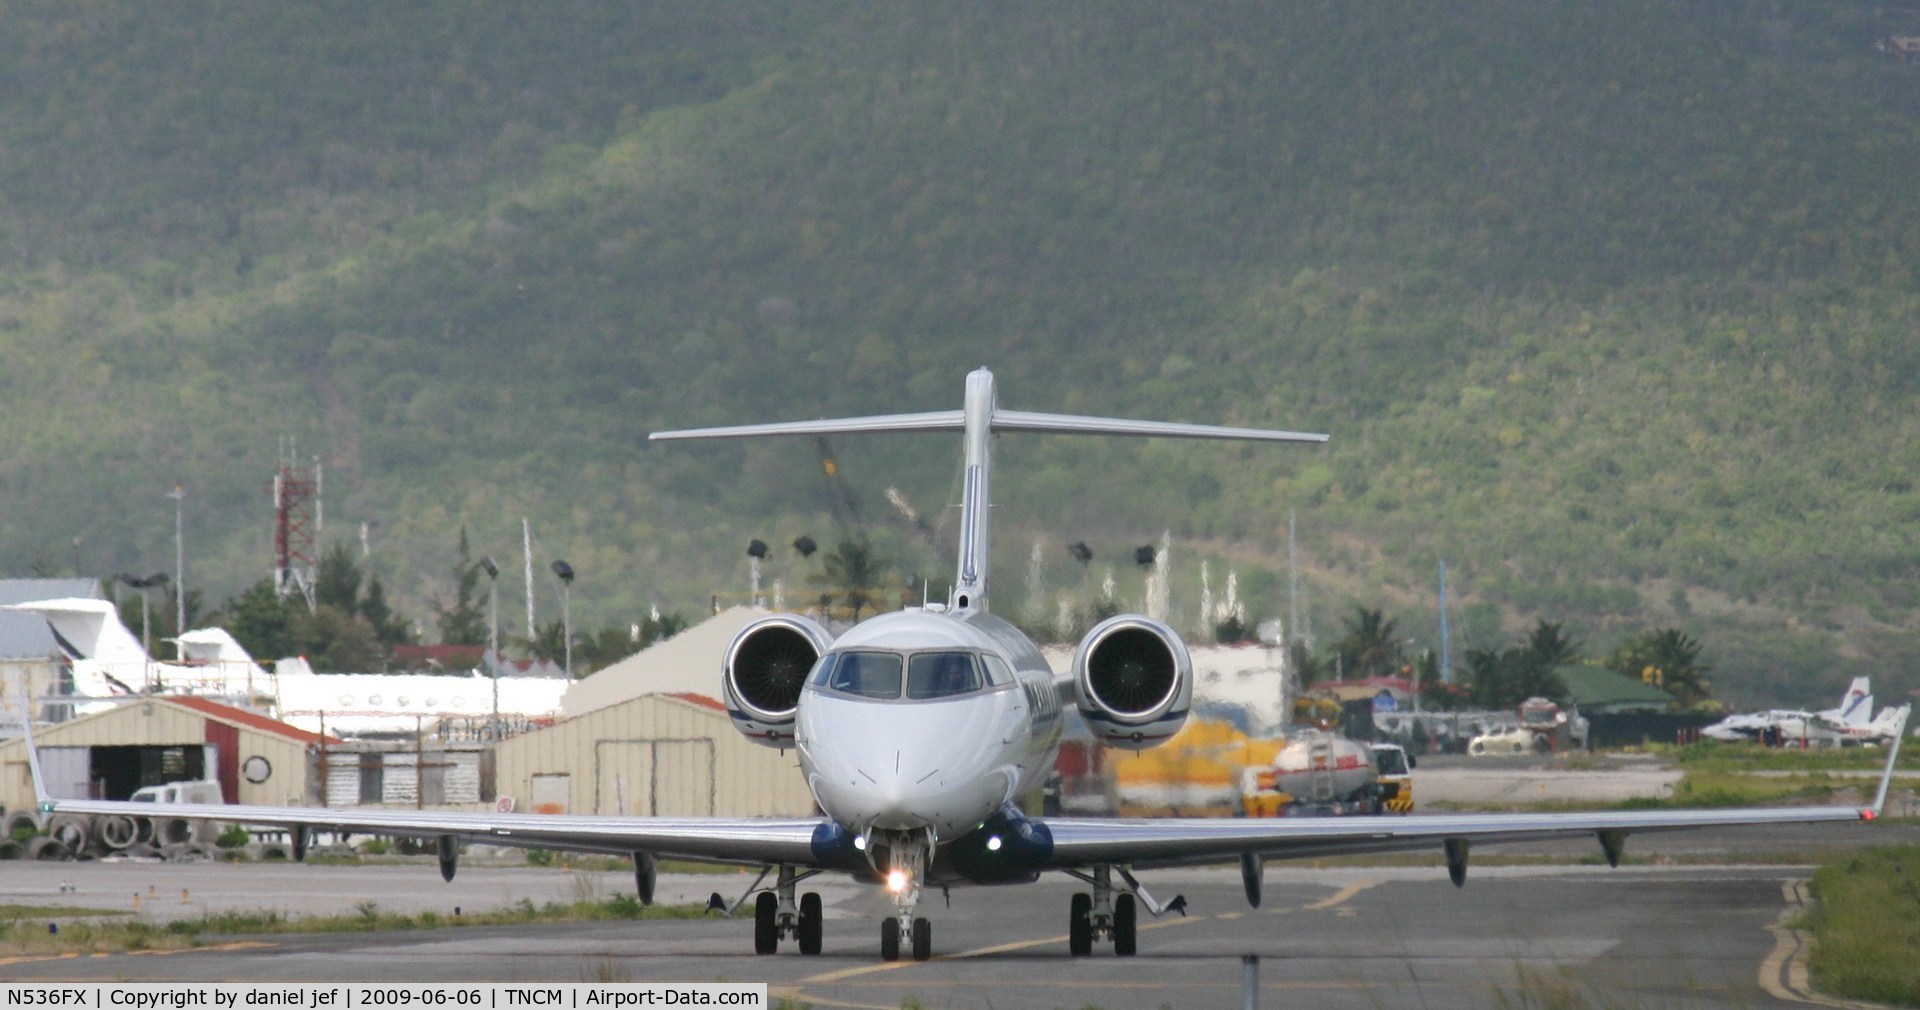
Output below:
[1238,733,1414,816]
[1103,702,1414,817]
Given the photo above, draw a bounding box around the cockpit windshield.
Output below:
[811,649,990,700]
[907,652,983,699]
[821,651,903,699]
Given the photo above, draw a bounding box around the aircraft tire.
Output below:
[911,917,931,962]
[753,892,778,955]
[1114,893,1137,956]
[798,892,822,955]
[879,918,900,961]
[1069,893,1092,956]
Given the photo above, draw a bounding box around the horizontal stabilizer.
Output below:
[650,411,964,441]
[653,410,1328,444]
[991,410,1327,444]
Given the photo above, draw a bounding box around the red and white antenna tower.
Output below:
[270,438,322,611]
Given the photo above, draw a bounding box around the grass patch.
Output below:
[0,895,711,957]
[1803,846,1920,1005]
[1669,741,1920,774]
[1428,764,1870,813]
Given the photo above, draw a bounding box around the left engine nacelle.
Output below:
[1072,615,1192,751]
[723,614,834,749]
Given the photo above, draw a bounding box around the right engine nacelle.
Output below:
[1072,615,1192,751]
[723,614,834,749]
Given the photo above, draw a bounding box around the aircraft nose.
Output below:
[800,693,1009,834]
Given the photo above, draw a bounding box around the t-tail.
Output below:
[650,368,1327,612]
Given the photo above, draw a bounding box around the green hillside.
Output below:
[0,3,1916,706]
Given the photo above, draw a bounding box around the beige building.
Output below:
[0,695,334,813]
[492,692,815,817]
[563,607,769,717]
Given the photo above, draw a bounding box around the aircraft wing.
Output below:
[1046,720,1904,871]
[1041,803,1874,869]
[30,795,827,865]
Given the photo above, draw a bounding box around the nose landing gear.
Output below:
[871,828,935,962]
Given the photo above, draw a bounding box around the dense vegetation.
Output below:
[1,3,1916,704]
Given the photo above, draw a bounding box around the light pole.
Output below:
[117,572,170,691]
[551,560,575,679]
[480,555,500,727]
[165,483,186,644]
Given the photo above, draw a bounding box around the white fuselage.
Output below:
[794,609,1063,841]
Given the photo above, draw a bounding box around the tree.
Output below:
[314,542,363,613]
[1289,641,1328,688]
[811,540,893,621]
[359,575,412,647]
[521,619,571,668]
[1333,606,1402,680]
[433,526,487,646]
[225,578,295,661]
[1462,642,1569,710]
[1524,620,1580,670]
[1607,628,1712,709]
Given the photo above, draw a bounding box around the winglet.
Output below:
[1867,706,1909,818]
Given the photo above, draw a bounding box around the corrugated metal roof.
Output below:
[1555,665,1674,712]
[166,695,342,745]
[0,578,101,659]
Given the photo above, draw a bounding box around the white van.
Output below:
[129,780,225,805]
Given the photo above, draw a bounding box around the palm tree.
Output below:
[1525,620,1580,670]
[1335,606,1402,680]
[1645,629,1711,707]
[811,540,893,621]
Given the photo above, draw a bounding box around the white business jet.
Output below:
[25,368,1906,963]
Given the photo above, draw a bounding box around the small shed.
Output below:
[491,692,815,818]
[0,696,335,812]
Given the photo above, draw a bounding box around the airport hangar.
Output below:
[0,607,816,822]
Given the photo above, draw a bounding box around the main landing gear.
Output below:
[1065,865,1162,956]
[750,864,824,956]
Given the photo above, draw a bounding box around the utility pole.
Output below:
[166,483,186,641]
[522,519,536,638]
[1287,510,1300,652]
[551,560,575,679]
[481,556,501,729]
[1438,559,1452,685]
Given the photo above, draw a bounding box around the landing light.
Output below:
[853,836,867,851]
[886,869,908,893]
[986,835,1002,852]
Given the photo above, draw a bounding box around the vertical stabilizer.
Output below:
[952,369,995,612]
[1835,677,1873,726]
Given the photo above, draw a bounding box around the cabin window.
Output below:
[907,652,983,699]
[826,651,904,699]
